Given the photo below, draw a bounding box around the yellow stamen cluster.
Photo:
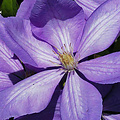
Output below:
[51,44,77,71]
[59,51,76,70]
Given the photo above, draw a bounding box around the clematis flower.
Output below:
[0,0,120,120]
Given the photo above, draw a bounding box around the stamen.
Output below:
[64,44,69,52]
[52,50,58,55]
[49,60,62,66]
[78,54,81,61]
[64,44,67,49]
[52,45,62,55]
[69,43,73,54]
[61,46,64,52]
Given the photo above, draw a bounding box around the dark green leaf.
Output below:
[113,37,120,52]
[1,0,19,17]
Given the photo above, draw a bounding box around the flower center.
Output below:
[59,51,76,70]
[52,44,78,71]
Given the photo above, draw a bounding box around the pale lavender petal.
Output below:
[32,10,85,52]
[103,83,120,112]
[0,38,24,73]
[16,0,36,19]
[16,86,62,120]
[61,71,102,120]
[0,69,64,119]
[103,114,120,120]
[78,52,120,84]
[76,0,120,60]
[0,15,23,73]
[75,0,107,18]
[0,17,60,68]
[0,72,13,91]
[0,71,23,91]
[30,0,85,52]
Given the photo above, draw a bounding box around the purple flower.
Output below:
[0,0,120,119]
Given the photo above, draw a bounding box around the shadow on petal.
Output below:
[30,0,81,27]
[15,85,62,120]
[8,70,25,85]
[75,69,113,98]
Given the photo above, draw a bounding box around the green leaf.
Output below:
[94,50,110,58]
[113,37,120,52]
[1,0,19,17]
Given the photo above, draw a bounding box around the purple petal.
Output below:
[16,0,36,19]
[78,52,120,84]
[16,86,62,120]
[75,0,120,60]
[103,83,120,112]
[61,71,102,120]
[30,0,81,27]
[32,10,85,53]
[0,38,24,73]
[0,71,23,91]
[0,17,60,68]
[30,0,85,52]
[0,72,13,91]
[75,0,107,18]
[0,16,23,73]
[103,114,120,120]
[0,69,64,119]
